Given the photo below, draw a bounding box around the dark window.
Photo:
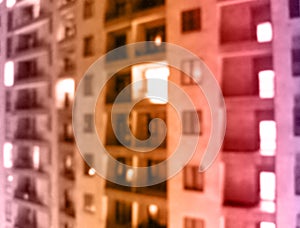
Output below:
[182,8,201,33]
[289,0,300,18]
[83,36,94,57]
[181,59,203,85]
[184,166,204,191]
[83,193,95,212]
[294,95,300,136]
[84,74,93,96]
[295,154,300,195]
[292,49,300,76]
[115,201,132,225]
[84,114,94,132]
[182,111,202,135]
[83,0,94,19]
[184,217,205,228]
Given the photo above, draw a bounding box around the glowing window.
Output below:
[6,0,16,8]
[33,146,40,169]
[148,204,158,217]
[260,172,276,201]
[3,143,13,168]
[145,67,169,104]
[4,61,14,87]
[259,121,276,156]
[259,70,275,99]
[260,222,276,228]
[55,78,75,108]
[257,22,273,43]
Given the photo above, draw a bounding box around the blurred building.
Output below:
[0,0,300,228]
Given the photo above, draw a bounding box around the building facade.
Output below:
[0,0,300,228]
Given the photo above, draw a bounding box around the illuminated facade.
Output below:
[0,0,300,228]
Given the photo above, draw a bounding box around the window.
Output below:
[84,74,93,96]
[295,154,300,195]
[258,70,275,99]
[84,114,93,132]
[289,0,300,18]
[3,142,13,168]
[259,222,276,228]
[63,123,73,142]
[4,61,14,87]
[181,59,203,85]
[5,201,12,222]
[260,172,276,201]
[294,95,300,136]
[181,8,201,33]
[182,111,202,135]
[115,201,132,225]
[292,49,300,76]
[84,153,95,176]
[55,78,75,109]
[256,22,273,43]
[83,36,94,57]
[184,217,205,228]
[84,193,95,213]
[83,0,94,19]
[259,121,276,156]
[184,166,204,191]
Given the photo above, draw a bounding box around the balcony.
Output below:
[14,210,38,228]
[10,12,50,33]
[14,179,45,207]
[14,117,48,142]
[133,0,164,12]
[219,0,272,54]
[105,0,165,22]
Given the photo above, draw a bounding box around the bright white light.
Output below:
[260,172,276,201]
[3,142,13,168]
[260,222,276,228]
[33,146,40,170]
[259,70,275,99]
[260,121,276,156]
[88,168,96,176]
[148,204,158,217]
[55,78,75,108]
[7,175,14,182]
[4,61,14,87]
[257,22,273,43]
[154,35,162,46]
[260,201,276,213]
[126,169,134,182]
[145,67,169,104]
[6,0,16,8]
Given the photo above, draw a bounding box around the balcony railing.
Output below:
[11,11,49,31]
[14,189,41,205]
[14,215,37,228]
[15,129,40,140]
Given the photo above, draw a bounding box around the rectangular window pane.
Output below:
[84,193,95,213]
[295,154,300,195]
[292,49,300,76]
[182,111,202,135]
[84,36,94,57]
[182,8,201,33]
[84,114,94,132]
[115,201,132,225]
[184,166,204,191]
[289,0,300,18]
[184,217,205,228]
[84,74,93,96]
